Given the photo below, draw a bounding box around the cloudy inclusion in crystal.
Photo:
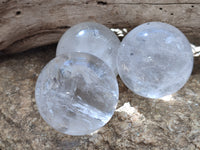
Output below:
[117,22,193,99]
[56,22,120,74]
[35,52,119,135]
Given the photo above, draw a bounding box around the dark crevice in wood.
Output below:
[108,2,200,5]
[0,51,5,56]
[16,10,21,15]
[97,1,107,5]
[58,25,70,29]
[0,41,4,45]
[1,0,11,4]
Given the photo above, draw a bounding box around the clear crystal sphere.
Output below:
[117,22,193,99]
[56,22,120,74]
[35,52,119,135]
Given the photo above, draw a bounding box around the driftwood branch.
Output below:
[0,0,200,54]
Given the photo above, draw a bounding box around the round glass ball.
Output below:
[56,22,120,75]
[117,22,193,99]
[35,52,119,135]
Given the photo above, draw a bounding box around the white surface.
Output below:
[117,22,193,98]
[56,22,120,75]
[35,52,119,135]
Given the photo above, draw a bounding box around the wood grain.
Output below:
[0,0,200,54]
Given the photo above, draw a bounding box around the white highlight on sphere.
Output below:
[56,22,120,74]
[117,22,193,99]
[35,52,119,135]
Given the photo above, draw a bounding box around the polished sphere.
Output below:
[35,52,119,135]
[56,22,120,74]
[117,22,193,99]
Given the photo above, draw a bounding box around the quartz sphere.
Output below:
[117,22,193,99]
[35,52,119,135]
[56,22,120,74]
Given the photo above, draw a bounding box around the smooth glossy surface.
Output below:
[35,52,119,135]
[56,22,120,74]
[117,22,193,99]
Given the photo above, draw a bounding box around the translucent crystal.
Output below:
[117,22,193,99]
[35,52,119,135]
[56,22,120,74]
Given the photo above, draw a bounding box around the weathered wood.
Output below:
[0,0,200,54]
